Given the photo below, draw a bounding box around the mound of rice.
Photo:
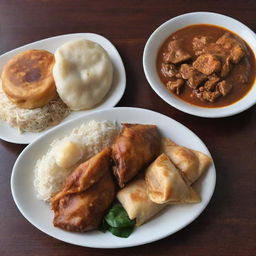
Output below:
[34,120,119,201]
[0,80,70,133]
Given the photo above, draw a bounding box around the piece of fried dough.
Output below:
[1,49,57,109]
[117,178,166,226]
[161,137,212,184]
[145,153,201,204]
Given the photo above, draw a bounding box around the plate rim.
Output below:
[143,11,256,118]
[0,32,126,144]
[11,107,216,248]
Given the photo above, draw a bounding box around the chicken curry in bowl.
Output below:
[157,24,256,108]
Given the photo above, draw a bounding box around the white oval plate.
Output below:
[0,33,126,144]
[143,12,256,118]
[11,107,216,248]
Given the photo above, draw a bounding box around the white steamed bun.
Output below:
[53,39,113,110]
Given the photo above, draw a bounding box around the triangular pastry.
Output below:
[161,138,212,184]
[145,153,201,204]
[117,178,166,226]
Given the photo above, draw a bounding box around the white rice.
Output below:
[0,80,70,133]
[34,120,119,201]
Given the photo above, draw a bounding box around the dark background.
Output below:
[0,1,255,255]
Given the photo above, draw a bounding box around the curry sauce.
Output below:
[157,24,256,108]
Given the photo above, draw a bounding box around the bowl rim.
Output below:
[143,11,256,118]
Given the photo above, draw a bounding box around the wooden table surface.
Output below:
[0,1,255,255]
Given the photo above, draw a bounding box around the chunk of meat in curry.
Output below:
[163,39,192,64]
[193,54,221,75]
[180,64,207,88]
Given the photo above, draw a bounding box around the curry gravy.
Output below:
[157,24,256,108]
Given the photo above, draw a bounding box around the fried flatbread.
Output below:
[1,49,57,109]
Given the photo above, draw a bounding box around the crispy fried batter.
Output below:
[51,148,115,232]
[112,124,161,187]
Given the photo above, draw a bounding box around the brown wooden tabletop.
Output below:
[0,0,256,255]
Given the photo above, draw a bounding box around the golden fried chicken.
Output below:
[51,147,115,232]
[112,123,160,187]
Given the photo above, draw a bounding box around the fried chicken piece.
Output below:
[51,148,115,232]
[112,124,160,187]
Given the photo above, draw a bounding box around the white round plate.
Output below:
[0,33,126,144]
[11,107,216,248]
[143,12,256,118]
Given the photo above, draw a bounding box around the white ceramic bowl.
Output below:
[143,12,256,118]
